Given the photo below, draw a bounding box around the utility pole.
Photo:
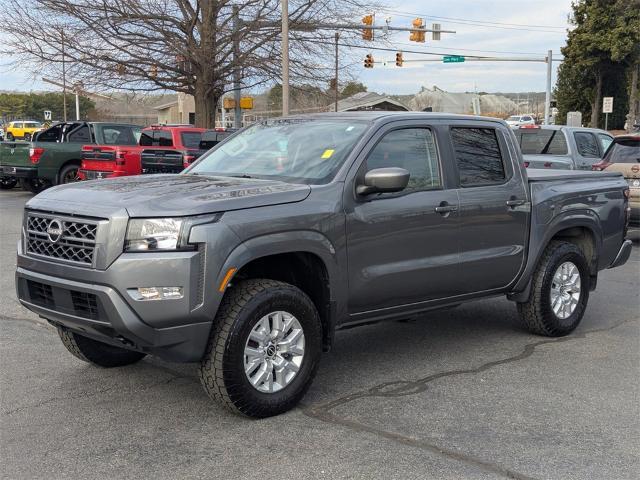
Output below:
[61,30,67,122]
[334,32,339,112]
[232,6,242,128]
[281,0,289,116]
[544,49,552,125]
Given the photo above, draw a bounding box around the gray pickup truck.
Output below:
[514,125,613,170]
[16,113,632,418]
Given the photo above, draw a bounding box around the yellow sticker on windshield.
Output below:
[321,149,335,159]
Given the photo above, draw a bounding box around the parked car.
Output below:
[514,125,613,170]
[139,125,207,174]
[16,113,632,418]
[4,120,43,141]
[506,114,536,128]
[79,127,234,180]
[0,122,141,193]
[593,134,640,228]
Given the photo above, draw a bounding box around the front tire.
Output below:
[199,279,322,418]
[517,241,590,337]
[6,132,14,141]
[57,327,146,367]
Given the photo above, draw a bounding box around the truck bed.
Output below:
[526,168,623,182]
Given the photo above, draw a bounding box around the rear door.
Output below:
[449,122,528,294]
[573,131,602,169]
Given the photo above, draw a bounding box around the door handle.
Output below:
[435,204,458,214]
[506,199,526,208]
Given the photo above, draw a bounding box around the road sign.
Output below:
[443,55,465,63]
[44,110,51,121]
[602,97,613,114]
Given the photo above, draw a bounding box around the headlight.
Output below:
[124,213,223,252]
[125,218,187,252]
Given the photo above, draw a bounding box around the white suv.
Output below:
[506,114,536,128]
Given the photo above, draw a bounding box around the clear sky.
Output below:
[0,0,572,94]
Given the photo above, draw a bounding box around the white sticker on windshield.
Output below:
[346,126,354,132]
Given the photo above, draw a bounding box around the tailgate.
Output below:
[523,154,573,170]
[141,149,185,174]
[0,141,32,168]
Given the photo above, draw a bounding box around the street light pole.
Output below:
[61,30,67,122]
[281,0,289,116]
[334,32,339,112]
[544,49,552,125]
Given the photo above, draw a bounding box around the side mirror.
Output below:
[356,167,410,195]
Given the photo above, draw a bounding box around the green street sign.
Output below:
[443,55,465,63]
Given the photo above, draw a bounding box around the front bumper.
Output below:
[16,240,215,362]
[1,166,37,178]
[608,240,633,269]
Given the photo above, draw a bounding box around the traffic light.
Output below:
[395,52,403,67]
[362,14,374,41]
[410,18,425,42]
[364,54,374,68]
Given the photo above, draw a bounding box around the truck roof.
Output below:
[279,111,508,125]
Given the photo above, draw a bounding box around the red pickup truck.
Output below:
[79,125,223,180]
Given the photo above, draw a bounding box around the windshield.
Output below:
[605,139,640,163]
[187,119,369,184]
[515,129,568,155]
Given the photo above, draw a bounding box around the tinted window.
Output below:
[181,131,203,149]
[605,139,640,164]
[140,129,173,147]
[36,124,63,142]
[598,134,613,152]
[574,132,599,157]
[101,125,141,145]
[522,116,532,121]
[366,128,440,191]
[24,122,41,128]
[451,127,506,186]
[67,125,91,143]
[515,129,568,155]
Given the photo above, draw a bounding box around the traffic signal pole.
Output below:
[544,50,552,125]
[281,0,290,116]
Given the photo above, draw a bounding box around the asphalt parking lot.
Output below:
[1,188,639,480]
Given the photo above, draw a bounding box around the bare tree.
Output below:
[1,0,376,127]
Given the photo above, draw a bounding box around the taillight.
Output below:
[592,161,610,171]
[183,154,196,168]
[543,162,552,168]
[29,147,44,164]
[523,161,530,168]
[116,151,127,165]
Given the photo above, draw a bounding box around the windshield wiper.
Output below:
[228,174,254,179]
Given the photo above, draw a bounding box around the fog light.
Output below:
[128,287,184,301]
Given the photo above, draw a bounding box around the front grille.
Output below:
[26,212,99,266]
[26,280,101,321]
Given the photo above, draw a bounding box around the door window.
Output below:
[67,125,91,143]
[36,124,64,142]
[365,128,441,191]
[598,134,613,153]
[574,132,599,157]
[451,127,506,186]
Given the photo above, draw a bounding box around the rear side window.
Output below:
[67,125,91,143]
[36,124,63,142]
[366,128,441,191]
[140,130,173,147]
[24,122,40,128]
[515,129,568,155]
[605,139,640,164]
[574,132,599,157]
[101,126,141,145]
[451,127,506,186]
[181,131,203,149]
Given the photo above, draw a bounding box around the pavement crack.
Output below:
[303,317,635,479]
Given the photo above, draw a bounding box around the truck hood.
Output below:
[28,174,312,218]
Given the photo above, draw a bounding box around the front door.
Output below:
[345,125,460,315]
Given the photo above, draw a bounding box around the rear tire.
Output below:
[59,163,81,184]
[24,133,31,141]
[199,279,322,418]
[19,178,49,194]
[517,241,590,337]
[57,327,146,368]
[0,177,17,189]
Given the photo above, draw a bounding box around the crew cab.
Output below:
[16,113,632,419]
[0,122,141,193]
[514,125,613,170]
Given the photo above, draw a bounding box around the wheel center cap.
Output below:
[266,345,276,357]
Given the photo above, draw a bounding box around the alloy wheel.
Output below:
[550,261,581,319]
